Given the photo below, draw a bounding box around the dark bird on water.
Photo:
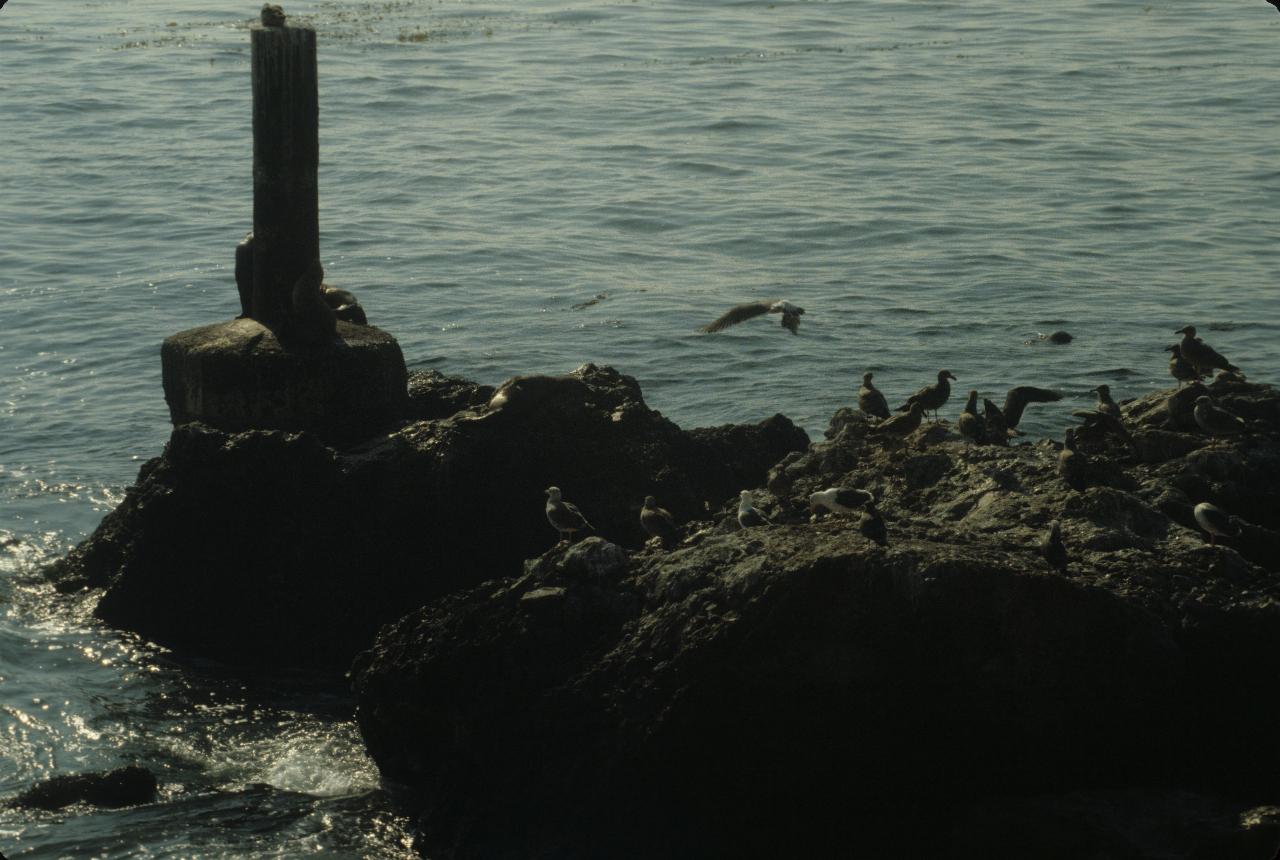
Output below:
[1194,501,1241,547]
[1193,396,1247,437]
[898,369,956,421]
[701,300,805,335]
[957,390,983,442]
[1001,385,1063,429]
[1165,344,1199,386]
[1058,427,1088,491]
[640,496,679,548]
[1039,520,1068,573]
[859,503,889,547]
[545,486,593,543]
[858,372,891,420]
[1090,384,1121,419]
[874,402,926,438]
[809,487,874,518]
[1175,326,1237,376]
[737,490,773,528]
[982,398,1014,446]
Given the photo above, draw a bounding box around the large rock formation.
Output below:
[351,376,1280,858]
[45,364,807,670]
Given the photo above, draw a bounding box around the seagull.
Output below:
[700,300,805,335]
[957,390,984,443]
[873,402,925,438]
[858,372,891,420]
[1058,428,1088,491]
[1001,386,1063,429]
[859,503,888,547]
[545,486,593,543]
[809,487,875,518]
[737,490,773,528]
[1193,502,1241,547]
[1090,384,1121,419]
[1039,520,1068,573]
[898,370,956,422]
[640,495,679,548]
[1165,344,1199,386]
[1072,408,1134,450]
[1193,396,1246,437]
[982,398,1016,446]
[1175,326,1237,377]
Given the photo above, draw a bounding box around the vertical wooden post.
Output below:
[249,5,319,327]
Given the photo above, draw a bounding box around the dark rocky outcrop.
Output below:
[46,364,807,670]
[7,765,157,811]
[351,377,1280,859]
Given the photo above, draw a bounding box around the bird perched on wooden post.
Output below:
[700,300,805,335]
[858,372,891,420]
[545,486,592,543]
[897,370,956,422]
[640,495,679,549]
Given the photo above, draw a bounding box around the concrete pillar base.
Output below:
[161,318,408,444]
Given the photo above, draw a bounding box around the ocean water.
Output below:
[1,0,1278,855]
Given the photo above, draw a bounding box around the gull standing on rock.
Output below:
[957,390,984,443]
[898,370,956,422]
[545,486,593,543]
[809,487,875,518]
[1039,520,1069,572]
[1193,502,1241,548]
[982,398,1015,446]
[1165,344,1199,386]
[1175,326,1238,377]
[1090,384,1121,419]
[1193,396,1247,437]
[859,503,888,547]
[873,402,926,438]
[1058,428,1088,491]
[700,301,805,335]
[858,372,891,420]
[640,496,679,548]
[737,490,773,528]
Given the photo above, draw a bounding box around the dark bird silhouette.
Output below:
[858,372,891,419]
[982,398,1014,446]
[1072,409,1135,450]
[1058,428,1088,491]
[1193,396,1246,437]
[1090,384,1121,419]
[1001,386,1063,429]
[1194,502,1241,547]
[640,495,679,548]
[873,402,925,437]
[898,370,956,421]
[1165,344,1199,385]
[957,390,984,442]
[1039,520,1068,573]
[701,300,805,335]
[859,503,888,547]
[1175,326,1237,376]
[545,486,592,543]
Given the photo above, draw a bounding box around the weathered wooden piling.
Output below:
[249,5,319,326]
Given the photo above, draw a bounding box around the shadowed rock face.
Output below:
[45,364,807,670]
[351,377,1280,859]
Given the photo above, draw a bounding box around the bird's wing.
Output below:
[700,301,775,333]
[1002,386,1063,428]
[834,488,873,508]
[780,313,801,334]
[564,501,592,528]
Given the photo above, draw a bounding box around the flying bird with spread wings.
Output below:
[700,300,805,335]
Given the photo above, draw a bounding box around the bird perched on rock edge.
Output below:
[1193,396,1247,437]
[809,487,875,518]
[858,372,891,420]
[1039,520,1068,572]
[545,486,593,543]
[898,370,956,422]
[737,490,773,528]
[1193,501,1241,548]
[640,495,679,548]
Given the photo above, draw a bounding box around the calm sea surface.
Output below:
[2,0,1278,855]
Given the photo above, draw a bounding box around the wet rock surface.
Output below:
[351,376,1280,858]
[45,364,807,670]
